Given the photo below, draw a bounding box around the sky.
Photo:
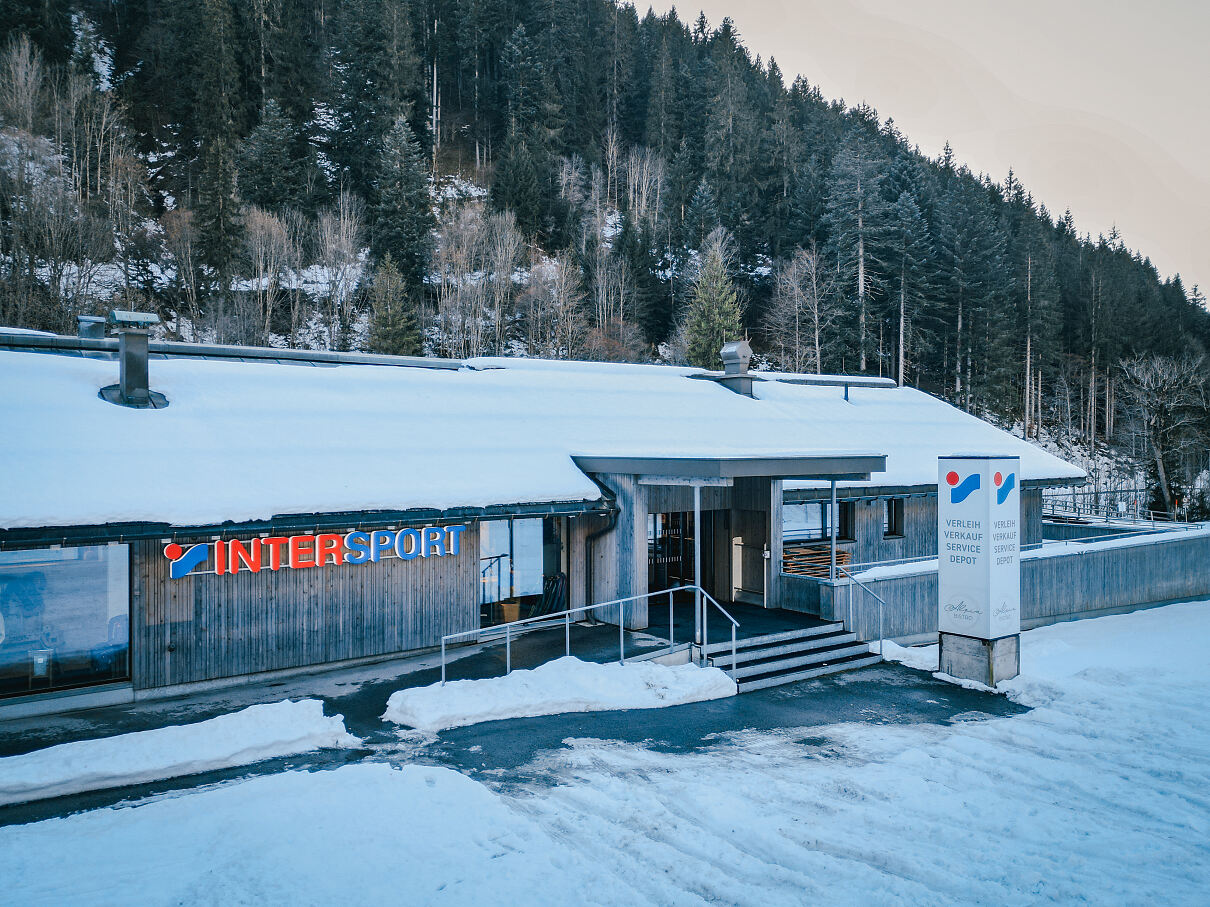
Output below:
[648,0,1209,295]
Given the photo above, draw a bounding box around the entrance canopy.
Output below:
[571,453,886,483]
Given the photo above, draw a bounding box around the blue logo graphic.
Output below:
[167,543,210,579]
[996,472,1017,505]
[949,473,981,504]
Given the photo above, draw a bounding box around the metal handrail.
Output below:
[439,584,740,684]
[837,565,889,657]
[698,588,739,675]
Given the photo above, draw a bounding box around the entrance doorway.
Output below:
[646,510,728,600]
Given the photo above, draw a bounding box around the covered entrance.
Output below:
[574,453,887,646]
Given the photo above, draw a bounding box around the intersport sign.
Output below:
[164,525,467,579]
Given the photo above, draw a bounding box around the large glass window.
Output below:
[0,544,129,697]
[481,518,566,626]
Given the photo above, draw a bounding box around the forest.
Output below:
[2,0,1209,515]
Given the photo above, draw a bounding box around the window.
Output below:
[784,502,855,542]
[838,501,856,541]
[480,518,564,626]
[783,503,829,542]
[884,498,905,538]
[0,544,129,698]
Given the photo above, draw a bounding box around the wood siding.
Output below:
[130,525,479,690]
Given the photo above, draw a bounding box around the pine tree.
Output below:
[491,130,541,236]
[238,100,306,213]
[371,116,434,287]
[683,178,720,250]
[885,190,934,385]
[684,229,743,368]
[367,254,422,356]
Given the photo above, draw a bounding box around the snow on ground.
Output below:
[382,656,736,731]
[0,699,359,807]
[3,603,1208,904]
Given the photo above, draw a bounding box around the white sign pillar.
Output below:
[937,456,1021,685]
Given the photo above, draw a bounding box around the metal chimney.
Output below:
[98,310,168,408]
[717,340,755,397]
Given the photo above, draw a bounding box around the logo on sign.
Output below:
[945,470,981,504]
[165,543,210,579]
[994,471,1016,505]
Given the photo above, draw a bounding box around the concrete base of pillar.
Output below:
[938,632,1020,687]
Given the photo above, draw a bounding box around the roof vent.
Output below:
[98,310,168,409]
[76,314,106,339]
[716,339,754,397]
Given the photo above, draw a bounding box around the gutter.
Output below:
[582,473,621,614]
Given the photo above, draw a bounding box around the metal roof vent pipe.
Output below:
[76,314,106,339]
[99,310,168,409]
[716,339,755,397]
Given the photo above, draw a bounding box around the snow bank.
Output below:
[382,656,736,731]
[0,699,360,807]
[0,763,620,906]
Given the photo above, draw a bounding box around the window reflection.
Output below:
[0,545,129,697]
[480,518,566,626]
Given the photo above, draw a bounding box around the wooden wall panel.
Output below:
[131,524,479,690]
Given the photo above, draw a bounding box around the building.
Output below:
[2,325,1207,715]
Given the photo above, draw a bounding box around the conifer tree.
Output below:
[371,116,434,287]
[683,178,720,250]
[367,253,422,356]
[886,190,934,385]
[491,130,541,236]
[238,100,305,213]
[684,229,743,368]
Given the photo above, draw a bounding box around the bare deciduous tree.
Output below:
[1119,354,1208,517]
[521,251,587,358]
[764,248,837,373]
[316,189,364,349]
[163,209,201,338]
[242,206,294,343]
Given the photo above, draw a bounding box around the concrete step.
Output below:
[726,643,874,679]
[736,653,884,693]
[701,623,846,656]
[708,631,859,668]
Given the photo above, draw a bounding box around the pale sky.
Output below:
[649,0,1209,294]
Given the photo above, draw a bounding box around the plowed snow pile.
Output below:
[382,656,737,731]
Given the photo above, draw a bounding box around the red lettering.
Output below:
[230,538,261,574]
[315,533,344,566]
[289,535,317,569]
[214,539,226,575]
[262,537,289,570]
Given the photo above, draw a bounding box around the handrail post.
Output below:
[505,625,511,674]
[441,638,446,686]
[565,612,570,657]
[702,586,709,666]
[619,602,625,664]
[668,590,675,654]
[731,624,737,679]
[879,597,884,657]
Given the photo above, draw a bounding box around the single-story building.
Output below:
[1,324,1205,714]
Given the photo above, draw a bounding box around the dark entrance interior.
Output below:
[647,510,728,600]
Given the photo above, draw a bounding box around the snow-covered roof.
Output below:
[0,348,1083,531]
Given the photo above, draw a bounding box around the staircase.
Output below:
[705,623,881,693]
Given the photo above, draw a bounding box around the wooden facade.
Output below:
[129,525,480,690]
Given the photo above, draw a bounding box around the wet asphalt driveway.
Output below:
[0,655,1026,827]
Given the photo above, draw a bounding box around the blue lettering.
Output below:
[370,530,396,562]
[422,526,446,557]
[446,524,466,556]
[343,531,371,564]
[396,528,422,560]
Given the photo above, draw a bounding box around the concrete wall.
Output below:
[794,528,1210,643]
